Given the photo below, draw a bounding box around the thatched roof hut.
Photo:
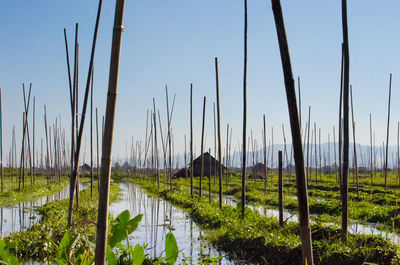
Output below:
[80,163,91,172]
[173,152,226,178]
[248,163,269,179]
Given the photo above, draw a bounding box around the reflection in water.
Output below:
[12,181,400,264]
[0,182,90,237]
[194,187,400,244]
[109,183,234,264]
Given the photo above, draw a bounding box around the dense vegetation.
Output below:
[4,181,120,262]
[130,173,400,265]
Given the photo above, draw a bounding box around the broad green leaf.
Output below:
[0,243,10,263]
[165,233,178,265]
[57,230,71,259]
[117,210,131,225]
[131,244,145,265]
[106,245,117,265]
[109,210,131,247]
[9,256,20,265]
[127,214,143,235]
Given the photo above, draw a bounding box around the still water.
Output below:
[109,183,236,264]
[0,182,89,236]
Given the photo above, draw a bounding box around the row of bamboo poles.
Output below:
[16,0,391,264]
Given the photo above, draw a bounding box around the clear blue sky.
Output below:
[1,1,400,164]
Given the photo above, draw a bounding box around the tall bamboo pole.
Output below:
[350,85,358,194]
[199,97,206,198]
[96,108,100,190]
[271,0,314,263]
[240,0,248,220]
[0,89,2,192]
[215,58,223,208]
[68,0,103,226]
[339,44,344,188]
[226,124,230,189]
[165,87,172,189]
[298,76,302,132]
[32,97,35,184]
[278,150,283,226]
[384,74,392,189]
[397,122,399,187]
[190,84,193,196]
[318,128,321,180]
[95,0,126,262]
[44,106,50,185]
[370,114,373,184]
[19,84,32,190]
[306,106,311,184]
[341,0,350,242]
[153,98,159,188]
[314,123,317,183]
[208,148,212,202]
[213,102,217,186]
[263,115,267,193]
[90,69,94,196]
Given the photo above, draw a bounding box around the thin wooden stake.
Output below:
[384,74,392,189]
[215,58,223,209]
[278,150,283,226]
[199,96,206,198]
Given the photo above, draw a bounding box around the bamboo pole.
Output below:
[213,102,217,186]
[208,148,212,203]
[44,106,50,185]
[199,96,206,198]
[298,76,302,132]
[90,69,94,196]
[318,128,321,180]
[278,150,283,226]
[263,115,267,193]
[339,44,344,188]
[370,114,373,184]
[314,123,317,183]
[215,57,223,208]
[271,0,314,263]
[226,124,231,189]
[397,122,399,187]
[341,0,350,242]
[95,0,126,263]
[241,0,248,220]
[96,108,100,190]
[350,85,358,194]
[165,87,172,189]
[190,84,194,196]
[157,111,167,188]
[306,106,311,184]
[68,0,103,226]
[0,88,2,192]
[19,84,32,190]
[384,74,392,189]
[32,97,35,184]
[153,98,159,188]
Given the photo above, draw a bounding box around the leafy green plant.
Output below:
[106,210,145,265]
[0,239,20,265]
[165,233,178,265]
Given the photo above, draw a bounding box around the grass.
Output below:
[0,175,74,207]
[167,172,400,230]
[4,181,121,262]
[131,177,400,265]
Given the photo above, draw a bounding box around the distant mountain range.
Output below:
[113,142,400,170]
